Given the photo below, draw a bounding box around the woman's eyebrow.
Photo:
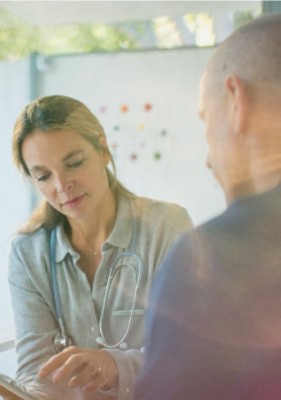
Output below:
[62,149,84,162]
[30,165,45,173]
[29,150,85,173]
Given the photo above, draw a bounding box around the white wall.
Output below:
[0,59,31,375]
[39,48,226,226]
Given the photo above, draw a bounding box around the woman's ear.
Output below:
[225,75,248,135]
[98,135,110,166]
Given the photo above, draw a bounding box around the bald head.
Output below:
[199,14,281,202]
[206,14,281,92]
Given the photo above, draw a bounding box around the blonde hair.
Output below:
[12,95,134,233]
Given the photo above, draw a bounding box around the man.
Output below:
[132,14,281,400]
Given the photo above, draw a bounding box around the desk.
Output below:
[0,341,14,353]
[0,323,17,378]
[0,322,14,352]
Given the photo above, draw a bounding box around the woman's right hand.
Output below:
[38,346,118,394]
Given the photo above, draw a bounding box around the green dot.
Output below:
[154,152,162,160]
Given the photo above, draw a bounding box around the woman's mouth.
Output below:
[63,195,85,208]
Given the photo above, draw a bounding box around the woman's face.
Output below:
[22,129,111,221]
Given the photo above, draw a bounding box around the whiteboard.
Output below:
[39,48,226,226]
[0,58,31,375]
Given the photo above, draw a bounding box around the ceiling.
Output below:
[1,1,262,26]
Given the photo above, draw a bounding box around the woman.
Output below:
[9,95,192,400]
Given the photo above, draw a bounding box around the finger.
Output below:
[38,354,67,379]
[52,354,87,384]
[81,367,106,393]
[68,364,101,389]
[38,346,79,379]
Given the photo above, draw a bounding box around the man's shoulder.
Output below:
[132,195,190,220]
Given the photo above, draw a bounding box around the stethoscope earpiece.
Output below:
[119,342,128,350]
[96,336,103,345]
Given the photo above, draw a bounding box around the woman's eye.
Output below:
[68,159,84,169]
[36,174,50,182]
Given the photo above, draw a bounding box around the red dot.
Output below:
[144,103,152,112]
[121,105,129,113]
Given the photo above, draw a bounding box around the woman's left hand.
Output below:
[38,346,118,393]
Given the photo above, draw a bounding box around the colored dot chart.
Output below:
[94,101,169,164]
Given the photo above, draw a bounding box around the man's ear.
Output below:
[225,75,248,135]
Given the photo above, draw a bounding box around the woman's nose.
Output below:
[54,174,73,192]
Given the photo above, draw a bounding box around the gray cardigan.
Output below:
[8,195,192,400]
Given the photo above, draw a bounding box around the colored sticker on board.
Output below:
[113,125,120,131]
[154,151,162,160]
[138,123,145,131]
[99,105,107,114]
[121,104,129,113]
[161,129,167,136]
[130,152,138,161]
[144,103,152,112]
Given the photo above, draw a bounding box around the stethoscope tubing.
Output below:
[98,251,143,348]
[49,201,143,351]
[50,228,65,329]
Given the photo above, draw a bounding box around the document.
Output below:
[0,375,35,400]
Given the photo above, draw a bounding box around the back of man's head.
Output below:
[206,14,281,92]
[199,14,281,203]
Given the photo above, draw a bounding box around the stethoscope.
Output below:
[49,204,143,353]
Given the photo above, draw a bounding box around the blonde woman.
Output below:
[9,95,192,400]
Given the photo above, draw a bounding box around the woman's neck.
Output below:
[68,190,117,254]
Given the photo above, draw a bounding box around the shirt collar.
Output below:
[106,194,133,249]
[54,194,133,263]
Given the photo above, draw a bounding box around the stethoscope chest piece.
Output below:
[53,330,73,353]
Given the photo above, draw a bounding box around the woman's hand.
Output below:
[38,346,118,393]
